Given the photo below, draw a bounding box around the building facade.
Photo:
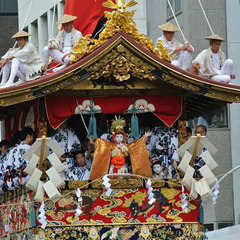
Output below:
[16,0,240,232]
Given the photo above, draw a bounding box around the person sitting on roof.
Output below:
[192,34,235,84]
[0,30,42,88]
[41,14,82,73]
[156,22,194,71]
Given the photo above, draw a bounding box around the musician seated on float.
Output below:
[0,31,42,88]
[51,119,81,180]
[68,151,90,180]
[156,22,194,71]
[0,140,10,193]
[148,125,179,179]
[192,34,235,84]
[41,14,82,74]
[5,127,36,190]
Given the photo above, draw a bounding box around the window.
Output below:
[218,222,234,229]
[167,0,182,18]
[187,106,228,129]
[0,0,18,15]
[204,223,214,232]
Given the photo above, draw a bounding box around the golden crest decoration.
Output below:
[71,0,172,63]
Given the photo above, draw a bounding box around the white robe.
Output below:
[192,47,226,78]
[2,42,42,80]
[50,28,82,52]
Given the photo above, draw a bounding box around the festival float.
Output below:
[0,0,240,239]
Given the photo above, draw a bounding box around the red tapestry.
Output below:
[4,100,39,141]
[40,188,199,226]
[0,192,34,237]
[64,0,115,36]
[45,95,182,129]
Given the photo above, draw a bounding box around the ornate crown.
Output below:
[111,115,126,134]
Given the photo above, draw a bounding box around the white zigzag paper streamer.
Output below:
[181,184,188,212]
[75,188,83,217]
[75,204,83,217]
[76,188,82,202]
[103,174,112,197]
[212,178,219,205]
[38,201,47,229]
[146,178,156,204]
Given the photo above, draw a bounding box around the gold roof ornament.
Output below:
[71,0,172,64]
[11,30,32,38]
[205,34,225,42]
[102,0,137,12]
[56,14,77,24]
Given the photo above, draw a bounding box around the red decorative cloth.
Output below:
[45,95,182,129]
[4,100,39,141]
[64,0,115,36]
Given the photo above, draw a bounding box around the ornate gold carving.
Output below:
[162,73,200,91]
[86,47,156,85]
[117,44,125,53]
[0,99,5,106]
[178,120,187,147]
[150,179,166,188]
[236,96,240,102]
[91,178,143,189]
[42,76,80,94]
[68,180,89,189]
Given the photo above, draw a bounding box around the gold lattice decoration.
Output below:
[70,0,172,63]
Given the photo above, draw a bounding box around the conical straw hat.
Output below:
[205,34,225,42]
[57,14,77,24]
[11,30,32,38]
[158,22,179,32]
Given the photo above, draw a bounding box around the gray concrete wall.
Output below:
[226,1,240,226]
[203,129,234,226]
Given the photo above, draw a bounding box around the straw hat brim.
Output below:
[158,22,179,32]
[57,14,77,24]
[205,34,225,42]
[11,30,32,38]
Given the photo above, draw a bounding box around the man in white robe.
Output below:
[192,34,235,84]
[156,22,194,71]
[42,14,82,73]
[0,31,42,88]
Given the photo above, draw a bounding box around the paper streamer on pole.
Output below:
[102,174,112,197]
[146,178,156,204]
[38,201,47,229]
[212,178,219,205]
[75,188,83,217]
[181,184,188,212]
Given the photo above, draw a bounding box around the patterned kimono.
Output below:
[0,152,8,193]
[68,166,90,180]
[6,142,31,189]
[51,127,81,179]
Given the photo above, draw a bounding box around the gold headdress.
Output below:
[111,115,126,134]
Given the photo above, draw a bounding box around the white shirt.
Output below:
[212,53,221,74]
[63,32,72,54]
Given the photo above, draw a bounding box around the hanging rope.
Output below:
[51,0,57,38]
[166,0,187,42]
[197,0,214,35]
